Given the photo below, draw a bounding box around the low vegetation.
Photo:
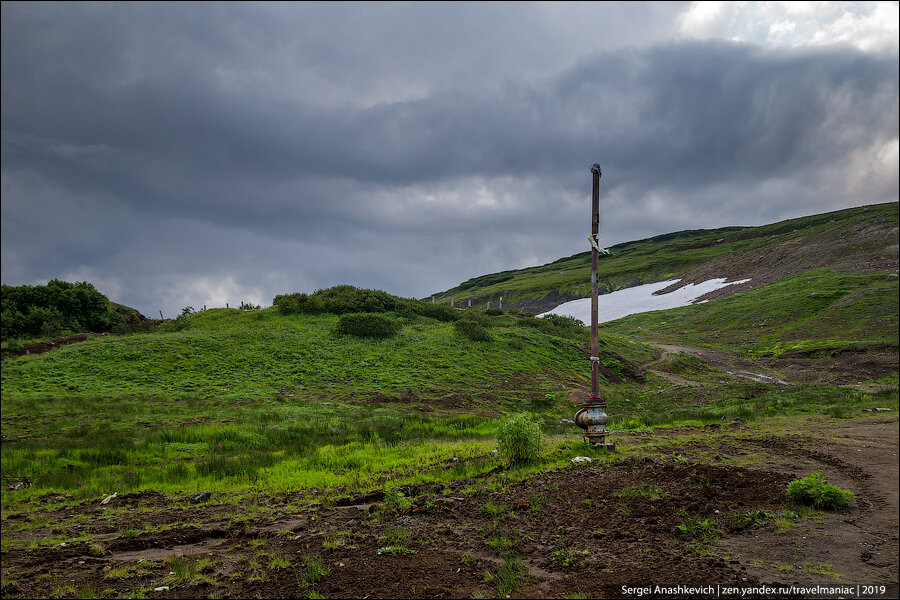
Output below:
[0,203,896,598]
[786,472,856,510]
[1,280,127,340]
[333,312,402,339]
[497,412,544,465]
[432,201,897,312]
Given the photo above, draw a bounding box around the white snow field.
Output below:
[539,278,751,325]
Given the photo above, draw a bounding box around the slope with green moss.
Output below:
[0,302,659,501]
[433,202,898,313]
[600,269,898,356]
[1,306,656,406]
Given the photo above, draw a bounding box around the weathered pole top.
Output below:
[590,163,602,175]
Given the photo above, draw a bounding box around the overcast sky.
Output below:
[2,1,898,317]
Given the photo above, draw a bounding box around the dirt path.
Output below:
[640,345,704,386]
[643,343,791,385]
[715,416,899,591]
[642,341,898,388]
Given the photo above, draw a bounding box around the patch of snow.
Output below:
[540,278,751,324]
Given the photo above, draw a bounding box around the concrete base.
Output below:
[589,442,616,451]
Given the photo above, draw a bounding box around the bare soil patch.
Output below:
[645,343,899,387]
[658,219,899,302]
[2,417,896,599]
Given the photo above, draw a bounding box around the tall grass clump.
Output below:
[332,312,401,339]
[786,472,855,510]
[497,413,543,465]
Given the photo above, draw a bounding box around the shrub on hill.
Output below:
[274,286,464,323]
[273,292,308,315]
[274,286,405,316]
[333,312,402,339]
[1,280,121,340]
[454,318,493,342]
[408,302,461,322]
[460,310,494,327]
[516,313,587,341]
[313,285,405,314]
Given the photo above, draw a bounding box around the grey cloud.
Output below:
[2,2,897,316]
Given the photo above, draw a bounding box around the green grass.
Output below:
[787,472,856,510]
[297,554,329,593]
[484,551,527,597]
[803,561,844,580]
[435,202,897,309]
[1,308,600,402]
[376,526,415,556]
[601,268,898,356]
[0,304,653,504]
[2,204,896,521]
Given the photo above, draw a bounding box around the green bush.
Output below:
[461,310,494,327]
[497,413,543,464]
[333,312,401,339]
[515,316,543,329]
[273,293,307,315]
[514,313,587,341]
[454,319,492,342]
[413,302,460,322]
[786,472,855,510]
[313,285,405,314]
[484,308,504,316]
[1,280,118,340]
[274,286,470,323]
[543,313,585,329]
[275,286,413,316]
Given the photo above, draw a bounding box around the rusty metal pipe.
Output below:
[579,164,614,450]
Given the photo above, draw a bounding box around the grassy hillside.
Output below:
[1,305,662,501]
[1,308,647,403]
[600,269,899,357]
[433,202,898,313]
[2,204,897,511]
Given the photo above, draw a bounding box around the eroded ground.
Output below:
[2,415,897,599]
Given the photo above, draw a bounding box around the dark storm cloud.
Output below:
[2,2,897,316]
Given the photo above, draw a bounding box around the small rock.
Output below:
[571,456,592,464]
[190,490,212,504]
[154,586,170,592]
